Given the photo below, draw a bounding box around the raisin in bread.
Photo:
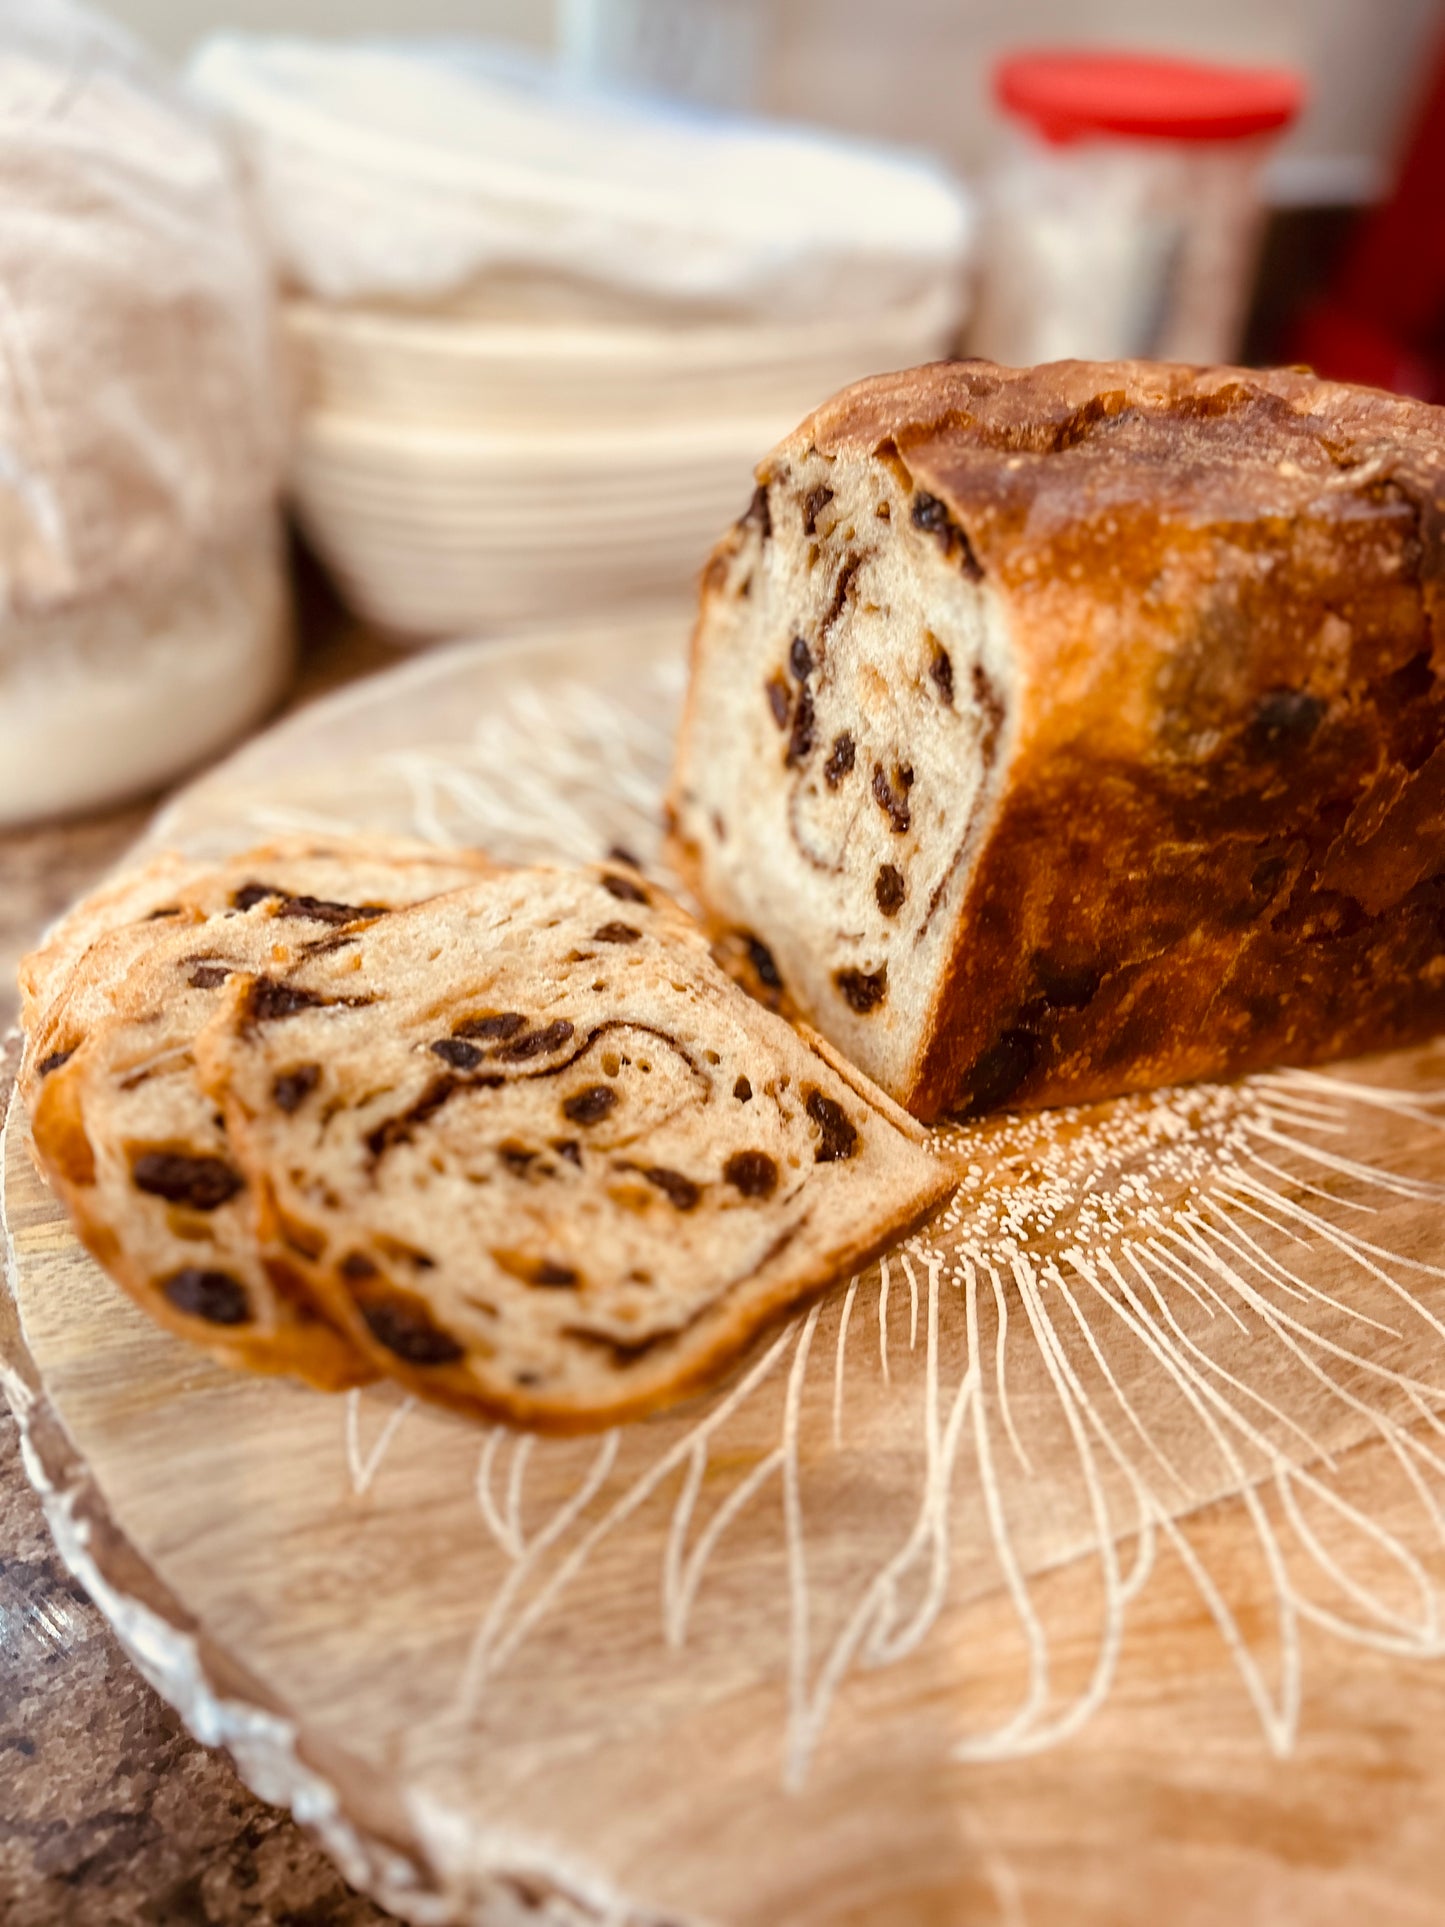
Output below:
[667,359,1445,1120]
[23,836,498,1386]
[193,863,959,1430]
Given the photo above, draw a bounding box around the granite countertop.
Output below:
[0,561,408,1925]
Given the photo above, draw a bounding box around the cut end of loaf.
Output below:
[669,447,1013,1110]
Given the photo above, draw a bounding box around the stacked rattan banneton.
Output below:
[281,285,965,636]
[190,34,974,640]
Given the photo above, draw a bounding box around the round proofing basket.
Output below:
[290,411,781,636]
[282,281,964,432]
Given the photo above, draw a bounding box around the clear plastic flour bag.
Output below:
[0,0,291,823]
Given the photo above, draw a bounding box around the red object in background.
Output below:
[1290,24,1445,400]
[994,51,1303,146]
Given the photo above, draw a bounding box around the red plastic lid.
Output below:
[994,50,1305,145]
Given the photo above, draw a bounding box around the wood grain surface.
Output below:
[8,619,1445,1926]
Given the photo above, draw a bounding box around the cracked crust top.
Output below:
[775,359,1445,769]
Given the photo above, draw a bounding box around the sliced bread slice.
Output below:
[23,835,499,1386]
[30,908,374,1386]
[21,832,497,1103]
[193,862,960,1430]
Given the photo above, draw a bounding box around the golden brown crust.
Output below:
[685,359,1445,1118]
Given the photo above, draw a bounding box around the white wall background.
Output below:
[108,0,553,57]
[105,0,1442,201]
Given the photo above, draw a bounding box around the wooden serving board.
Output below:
[9,616,1445,1926]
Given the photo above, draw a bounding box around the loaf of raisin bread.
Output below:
[193,863,958,1430]
[667,359,1445,1119]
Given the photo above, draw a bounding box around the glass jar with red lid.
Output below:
[970,50,1304,365]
